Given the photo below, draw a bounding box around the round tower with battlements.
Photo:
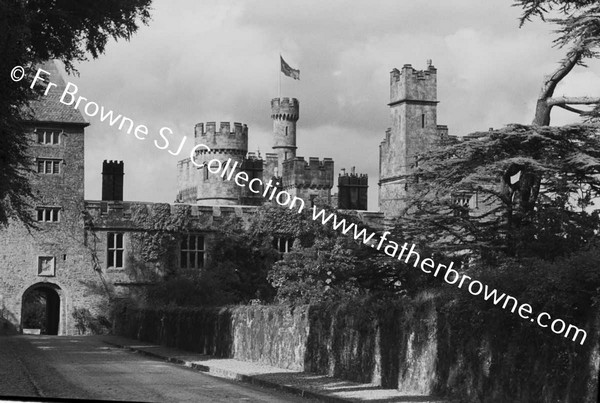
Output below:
[271,98,298,175]
[186,121,248,205]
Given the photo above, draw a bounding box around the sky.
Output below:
[63,0,600,210]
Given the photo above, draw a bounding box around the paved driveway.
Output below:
[0,335,315,402]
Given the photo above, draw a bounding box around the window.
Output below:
[285,126,288,136]
[421,114,425,128]
[38,256,55,276]
[107,232,124,268]
[37,129,61,145]
[273,237,293,253]
[36,207,60,222]
[452,193,471,217]
[203,165,209,181]
[37,159,61,174]
[180,234,205,269]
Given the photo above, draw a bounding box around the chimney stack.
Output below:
[101,160,124,201]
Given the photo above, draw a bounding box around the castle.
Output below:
[175,97,366,210]
[0,60,450,335]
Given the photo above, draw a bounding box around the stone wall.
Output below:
[115,297,600,402]
[116,304,309,370]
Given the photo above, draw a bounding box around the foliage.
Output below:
[266,206,429,304]
[515,0,600,26]
[72,307,111,335]
[208,213,279,303]
[398,124,600,260]
[143,271,236,307]
[436,242,600,400]
[21,290,46,332]
[0,0,152,227]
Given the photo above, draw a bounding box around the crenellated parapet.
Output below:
[271,98,299,121]
[84,200,260,230]
[379,127,392,150]
[194,121,248,154]
[389,60,438,105]
[338,172,368,187]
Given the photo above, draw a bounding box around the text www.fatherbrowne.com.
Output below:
[310,207,587,345]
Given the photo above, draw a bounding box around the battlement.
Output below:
[338,172,368,186]
[241,157,264,170]
[193,121,248,152]
[84,200,260,228]
[282,157,334,190]
[293,157,334,171]
[380,127,392,148]
[390,62,437,82]
[390,60,437,104]
[271,97,299,121]
[195,121,248,138]
[102,160,124,173]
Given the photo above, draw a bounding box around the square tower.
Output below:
[379,61,446,216]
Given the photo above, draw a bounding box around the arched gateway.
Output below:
[21,283,63,335]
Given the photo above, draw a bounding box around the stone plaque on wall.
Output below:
[37,256,55,277]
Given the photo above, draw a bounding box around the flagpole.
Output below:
[278,54,281,99]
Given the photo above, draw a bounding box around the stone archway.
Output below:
[21,283,62,335]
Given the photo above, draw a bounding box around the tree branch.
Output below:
[547,96,600,105]
[555,103,587,114]
[539,45,585,100]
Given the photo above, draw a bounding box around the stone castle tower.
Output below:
[177,122,249,205]
[271,97,298,175]
[270,98,334,206]
[379,61,448,216]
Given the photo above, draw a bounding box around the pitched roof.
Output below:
[27,60,88,126]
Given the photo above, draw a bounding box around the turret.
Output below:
[194,121,248,153]
[271,97,299,173]
[180,121,249,205]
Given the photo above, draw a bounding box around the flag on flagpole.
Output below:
[280,55,300,80]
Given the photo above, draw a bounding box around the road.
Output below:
[0,335,315,402]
